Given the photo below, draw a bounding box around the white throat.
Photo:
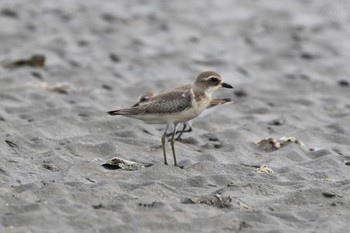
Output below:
[206,86,218,97]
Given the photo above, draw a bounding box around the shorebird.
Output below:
[107,71,233,166]
[133,92,233,140]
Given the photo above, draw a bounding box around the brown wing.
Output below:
[108,85,193,116]
[141,88,192,114]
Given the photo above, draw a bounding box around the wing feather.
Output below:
[141,88,192,114]
[107,85,193,116]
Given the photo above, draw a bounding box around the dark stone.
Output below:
[234,89,248,97]
[322,192,336,198]
[1,9,18,18]
[31,72,43,80]
[268,119,284,126]
[338,80,349,87]
[110,53,121,63]
[102,84,112,91]
[301,52,315,60]
[189,36,199,43]
[101,13,117,23]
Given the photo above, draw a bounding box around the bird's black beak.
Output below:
[221,82,233,89]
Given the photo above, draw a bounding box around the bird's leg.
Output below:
[174,124,187,141]
[175,124,192,141]
[170,123,180,166]
[165,131,173,138]
[166,123,184,142]
[161,123,170,165]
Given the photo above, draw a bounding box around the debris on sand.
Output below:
[238,201,249,209]
[322,191,342,198]
[37,82,72,94]
[102,157,145,171]
[256,164,274,174]
[256,136,305,152]
[182,194,232,208]
[256,137,281,152]
[3,54,45,68]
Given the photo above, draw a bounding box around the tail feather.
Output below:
[107,107,141,116]
[107,110,123,115]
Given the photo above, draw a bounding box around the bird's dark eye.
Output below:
[209,77,219,83]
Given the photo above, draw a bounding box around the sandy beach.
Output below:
[1,0,349,232]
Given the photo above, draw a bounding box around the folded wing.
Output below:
[107,88,193,116]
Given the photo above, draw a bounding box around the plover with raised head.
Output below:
[134,92,233,140]
[107,71,233,166]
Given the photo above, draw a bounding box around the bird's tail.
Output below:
[107,110,122,115]
[107,108,139,116]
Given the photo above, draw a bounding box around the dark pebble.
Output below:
[77,40,89,47]
[189,36,199,43]
[338,80,349,87]
[234,89,248,97]
[31,72,43,80]
[322,192,336,198]
[1,9,18,18]
[102,84,112,91]
[268,119,284,126]
[301,52,315,60]
[92,203,103,209]
[110,53,121,63]
[101,13,117,23]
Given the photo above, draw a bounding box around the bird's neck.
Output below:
[193,86,211,104]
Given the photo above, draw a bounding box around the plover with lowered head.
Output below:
[107,71,233,166]
[133,92,233,140]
